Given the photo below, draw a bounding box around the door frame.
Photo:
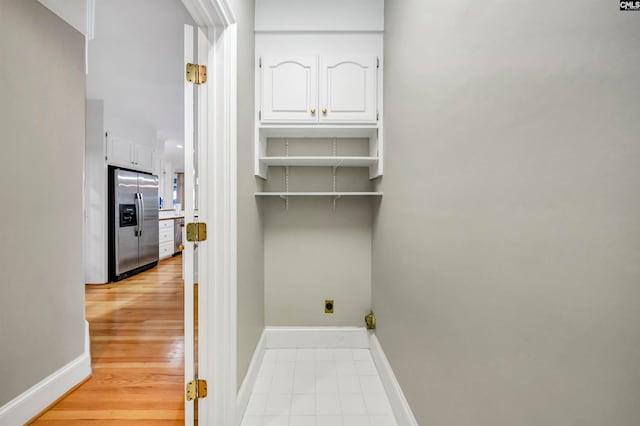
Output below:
[181,1,238,425]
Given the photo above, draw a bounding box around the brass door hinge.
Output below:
[365,310,376,330]
[186,222,207,242]
[186,63,207,84]
[186,379,208,401]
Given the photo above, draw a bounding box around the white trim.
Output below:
[265,326,370,349]
[182,0,235,27]
[181,1,238,425]
[85,0,95,40]
[0,321,92,425]
[369,333,418,426]
[227,20,239,426]
[255,192,383,197]
[207,22,238,426]
[236,331,266,425]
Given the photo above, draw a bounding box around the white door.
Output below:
[319,55,377,123]
[261,55,318,123]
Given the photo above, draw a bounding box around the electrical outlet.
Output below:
[325,299,334,314]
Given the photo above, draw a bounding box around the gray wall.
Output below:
[264,139,373,326]
[264,197,372,326]
[85,99,106,284]
[374,1,640,425]
[233,0,265,388]
[0,0,86,406]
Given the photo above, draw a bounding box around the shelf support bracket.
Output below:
[284,165,290,210]
[332,165,337,210]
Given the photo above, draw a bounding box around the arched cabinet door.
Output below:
[319,56,377,123]
[261,56,318,123]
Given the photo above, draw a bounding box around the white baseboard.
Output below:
[369,333,418,426]
[265,326,369,349]
[236,329,266,425]
[0,320,92,425]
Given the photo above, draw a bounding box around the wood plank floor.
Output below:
[31,256,185,425]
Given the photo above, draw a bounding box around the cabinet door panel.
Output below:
[261,56,317,123]
[108,137,133,166]
[319,56,377,123]
[135,145,155,171]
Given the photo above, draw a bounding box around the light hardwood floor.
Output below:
[31,256,185,425]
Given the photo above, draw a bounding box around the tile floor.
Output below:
[241,348,398,426]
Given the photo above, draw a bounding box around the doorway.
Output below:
[81,0,238,424]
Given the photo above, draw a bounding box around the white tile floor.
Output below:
[242,348,398,426]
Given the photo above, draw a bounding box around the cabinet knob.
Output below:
[310,108,316,114]
[322,108,327,114]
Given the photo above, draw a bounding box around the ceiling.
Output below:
[86,0,195,147]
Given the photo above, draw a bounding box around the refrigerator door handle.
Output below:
[139,192,144,237]
[134,192,141,237]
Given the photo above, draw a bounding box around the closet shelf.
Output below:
[260,156,378,168]
[258,125,378,139]
[255,126,382,179]
[255,192,383,197]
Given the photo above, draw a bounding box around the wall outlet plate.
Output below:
[325,299,334,314]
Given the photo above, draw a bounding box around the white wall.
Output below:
[159,158,175,209]
[85,99,107,283]
[374,1,640,424]
[0,0,87,406]
[87,0,195,147]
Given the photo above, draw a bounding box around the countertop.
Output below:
[159,216,184,221]
[159,209,197,221]
[159,209,184,221]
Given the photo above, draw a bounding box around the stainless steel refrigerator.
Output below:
[108,167,159,281]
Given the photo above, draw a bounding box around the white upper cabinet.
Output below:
[107,136,155,172]
[319,56,377,123]
[134,145,155,171]
[261,56,318,123]
[260,55,377,125]
[108,137,134,165]
[254,4,384,179]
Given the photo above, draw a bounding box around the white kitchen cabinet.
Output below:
[255,55,383,179]
[319,56,377,123]
[107,136,155,172]
[261,56,318,123]
[259,55,377,125]
[158,219,174,260]
[107,137,133,166]
[159,242,174,259]
[134,144,155,171]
